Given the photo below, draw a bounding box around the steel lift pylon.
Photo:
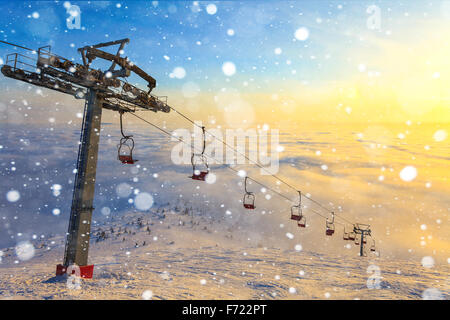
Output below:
[1,39,170,278]
[353,223,372,257]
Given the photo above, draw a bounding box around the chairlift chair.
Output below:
[190,126,209,181]
[243,177,255,210]
[118,137,137,164]
[343,227,350,240]
[370,239,376,252]
[117,111,138,164]
[290,191,306,227]
[191,154,209,181]
[290,191,302,221]
[348,231,356,241]
[243,193,255,210]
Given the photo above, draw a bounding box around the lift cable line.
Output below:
[1,39,376,279]
[129,112,345,226]
[129,112,294,203]
[167,105,354,225]
[0,40,35,52]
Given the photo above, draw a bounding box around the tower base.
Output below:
[56,264,94,279]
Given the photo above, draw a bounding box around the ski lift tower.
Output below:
[1,39,170,278]
[353,223,371,257]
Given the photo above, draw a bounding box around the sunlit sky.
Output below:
[0,0,450,124]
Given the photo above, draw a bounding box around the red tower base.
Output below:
[56,264,94,279]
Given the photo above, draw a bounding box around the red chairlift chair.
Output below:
[118,139,138,164]
[290,206,301,221]
[117,111,138,165]
[370,239,376,252]
[325,212,335,236]
[243,193,255,210]
[243,177,255,210]
[297,216,306,228]
[291,191,306,227]
[348,231,356,241]
[291,191,302,221]
[343,228,350,241]
[190,126,209,181]
[191,154,209,181]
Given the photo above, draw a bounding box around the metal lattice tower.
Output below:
[1,39,170,278]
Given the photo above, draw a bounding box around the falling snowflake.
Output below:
[15,241,35,261]
[171,67,186,79]
[422,288,443,300]
[134,192,154,211]
[399,166,417,182]
[142,290,153,300]
[237,170,246,178]
[421,256,434,268]
[433,130,447,142]
[205,173,217,184]
[206,3,217,15]
[294,27,309,41]
[222,62,236,76]
[51,184,62,197]
[6,190,20,202]
[101,207,111,216]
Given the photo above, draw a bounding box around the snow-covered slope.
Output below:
[0,206,448,300]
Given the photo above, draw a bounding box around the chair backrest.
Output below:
[244,192,255,204]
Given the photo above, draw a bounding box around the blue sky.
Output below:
[1,0,443,93]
